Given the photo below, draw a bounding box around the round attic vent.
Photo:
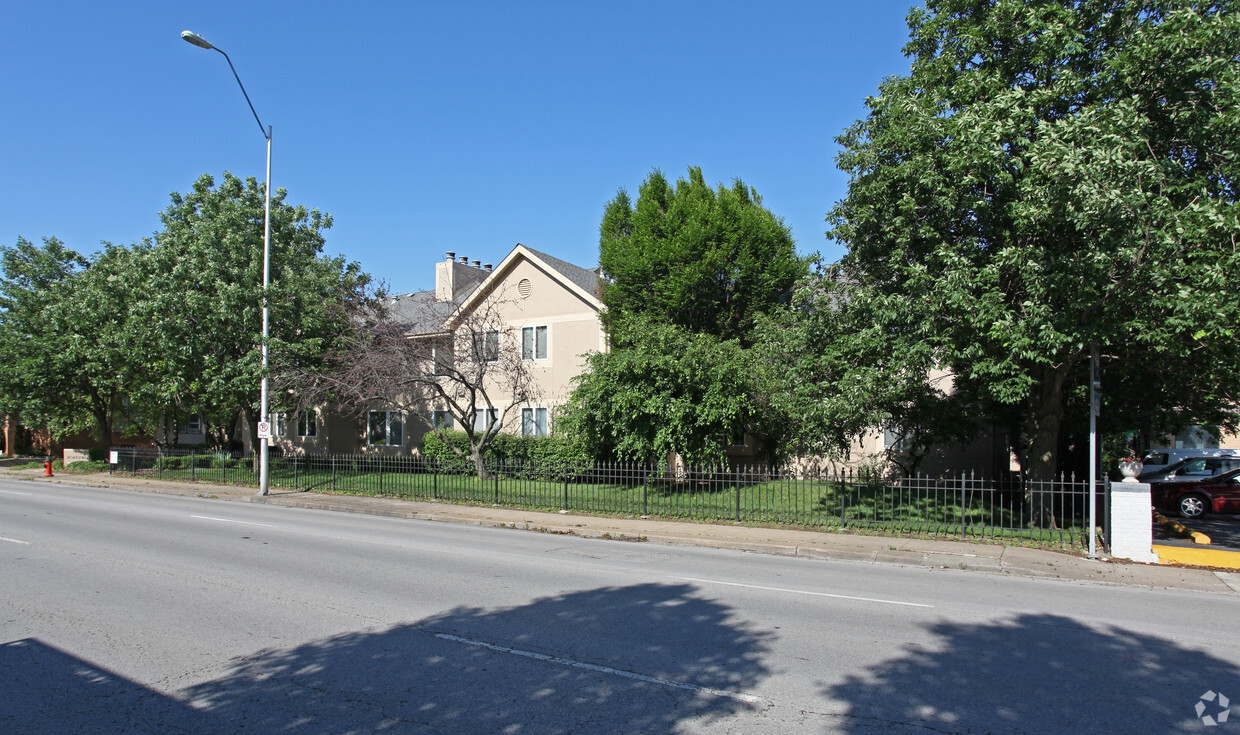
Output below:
[518,278,532,299]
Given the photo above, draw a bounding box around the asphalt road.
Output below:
[4,478,1240,734]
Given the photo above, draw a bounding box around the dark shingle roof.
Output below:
[384,289,459,333]
[521,245,601,298]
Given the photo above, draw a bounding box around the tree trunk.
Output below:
[241,405,259,460]
[92,405,112,454]
[1023,363,1072,528]
[471,450,489,481]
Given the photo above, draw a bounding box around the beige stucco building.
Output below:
[272,244,604,456]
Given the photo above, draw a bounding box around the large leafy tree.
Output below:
[825,0,1240,480]
[599,167,806,347]
[0,239,152,449]
[565,168,807,464]
[559,317,758,464]
[0,173,371,453]
[137,172,371,449]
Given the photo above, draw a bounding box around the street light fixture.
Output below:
[181,29,273,496]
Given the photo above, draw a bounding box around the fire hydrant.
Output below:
[43,457,54,477]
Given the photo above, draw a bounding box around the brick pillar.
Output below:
[1109,482,1160,563]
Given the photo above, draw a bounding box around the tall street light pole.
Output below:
[181,30,272,496]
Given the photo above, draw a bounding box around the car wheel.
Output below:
[1178,493,1209,519]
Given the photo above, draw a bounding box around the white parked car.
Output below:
[1139,448,1240,477]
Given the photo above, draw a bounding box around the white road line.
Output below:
[190,515,275,528]
[0,489,32,496]
[1,536,30,545]
[435,633,767,705]
[671,576,934,608]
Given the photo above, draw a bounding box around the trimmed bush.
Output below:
[418,429,590,475]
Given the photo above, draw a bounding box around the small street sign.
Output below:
[257,421,272,440]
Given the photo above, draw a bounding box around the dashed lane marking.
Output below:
[670,576,934,608]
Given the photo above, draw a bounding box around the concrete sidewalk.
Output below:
[10,468,1240,595]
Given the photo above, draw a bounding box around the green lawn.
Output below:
[116,457,1090,547]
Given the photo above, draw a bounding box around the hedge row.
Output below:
[418,430,590,467]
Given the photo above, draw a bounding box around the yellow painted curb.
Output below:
[1153,544,1240,570]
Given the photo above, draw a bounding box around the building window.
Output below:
[184,414,204,435]
[432,340,453,376]
[474,408,499,433]
[729,424,746,448]
[1175,426,1219,449]
[521,325,548,360]
[882,426,910,452]
[270,412,285,437]
[432,410,454,429]
[368,410,404,446]
[470,330,499,363]
[521,407,549,437]
[297,410,318,438]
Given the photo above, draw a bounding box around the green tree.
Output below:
[599,167,805,347]
[0,238,143,449]
[559,318,757,464]
[139,172,371,450]
[565,168,807,463]
[825,0,1240,480]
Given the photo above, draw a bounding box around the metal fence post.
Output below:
[735,465,741,522]
[494,460,500,504]
[563,463,570,511]
[643,464,649,517]
[331,455,337,492]
[959,476,966,539]
[433,456,438,499]
[840,470,848,529]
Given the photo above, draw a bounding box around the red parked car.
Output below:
[1153,468,1240,519]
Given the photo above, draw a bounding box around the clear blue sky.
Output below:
[1,1,915,293]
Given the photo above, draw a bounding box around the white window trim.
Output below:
[367,410,404,447]
[432,341,454,376]
[470,329,501,364]
[521,325,549,361]
[297,409,318,438]
[521,406,550,437]
[184,414,204,435]
[473,408,500,433]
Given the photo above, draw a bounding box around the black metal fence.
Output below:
[110,447,1106,547]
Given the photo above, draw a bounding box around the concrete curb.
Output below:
[8,468,1240,594]
[1153,511,1212,544]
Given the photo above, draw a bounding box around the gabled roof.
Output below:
[519,245,602,298]
[450,243,602,326]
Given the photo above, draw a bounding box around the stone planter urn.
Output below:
[1118,459,1143,483]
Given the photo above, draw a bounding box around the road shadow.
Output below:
[824,613,1240,733]
[185,582,772,733]
[6,583,772,733]
[0,638,209,733]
